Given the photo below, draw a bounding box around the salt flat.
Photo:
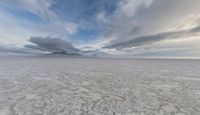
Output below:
[0,57,200,115]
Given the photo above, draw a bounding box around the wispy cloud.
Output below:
[0,0,55,20]
[65,22,78,35]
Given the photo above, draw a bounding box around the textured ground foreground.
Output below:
[0,57,200,115]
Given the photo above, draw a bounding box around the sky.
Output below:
[0,0,200,58]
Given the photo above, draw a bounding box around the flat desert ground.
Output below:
[0,57,200,115]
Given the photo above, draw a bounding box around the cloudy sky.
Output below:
[0,0,200,57]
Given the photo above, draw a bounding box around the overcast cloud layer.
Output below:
[0,0,200,57]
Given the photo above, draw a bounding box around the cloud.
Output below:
[0,9,31,46]
[0,0,55,20]
[104,25,200,49]
[1,0,200,57]
[0,0,80,42]
[0,0,68,47]
[25,37,80,55]
[93,0,200,57]
[0,46,28,54]
[0,43,40,55]
[65,22,78,35]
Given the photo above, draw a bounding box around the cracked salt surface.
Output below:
[0,57,200,115]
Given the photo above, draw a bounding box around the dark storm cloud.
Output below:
[190,26,200,33]
[25,37,80,55]
[104,25,200,49]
